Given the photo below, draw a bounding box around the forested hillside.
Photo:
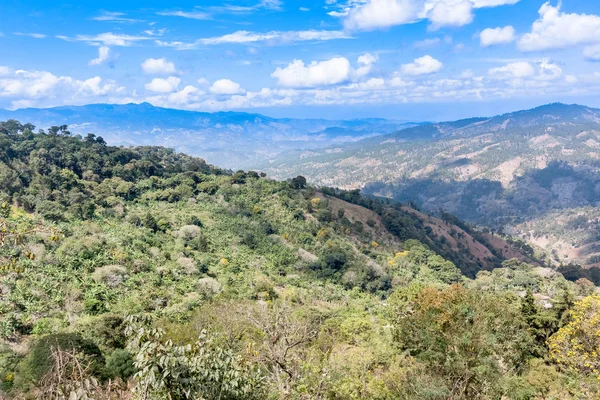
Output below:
[1,119,600,399]
[264,103,600,268]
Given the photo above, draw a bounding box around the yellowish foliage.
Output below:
[317,228,329,239]
[548,294,600,379]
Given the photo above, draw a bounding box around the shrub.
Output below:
[105,349,135,380]
[21,333,104,383]
[91,265,128,287]
[75,314,127,351]
[125,316,265,399]
[197,277,222,299]
[176,257,197,275]
[177,225,202,240]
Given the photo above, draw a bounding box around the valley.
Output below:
[263,104,600,268]
[0,103,416,169]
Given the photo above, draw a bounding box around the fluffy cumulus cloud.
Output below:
[272,57,352,88]
[518,3,600,52]
[488,62,535,79]
[0,69,123,108]
[354,53,377,78]
[332,0,521,31]
[337,0,422,31]
[425,0,474,30]
[146,85,204,108]
[480,26,515,47]
[145,76,181,93]
[168,86,203,104]
[488,59,562,81]
[271,54,378,88]
[401,55,443,75]
[141,58,177,74]
[89,46,111,66]
[209,79,245,95]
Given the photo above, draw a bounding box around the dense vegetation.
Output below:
[1,119,599,399]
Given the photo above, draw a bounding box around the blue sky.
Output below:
[1,0,600,120]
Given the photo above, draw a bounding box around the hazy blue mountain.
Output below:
[380,103,600,141]
[0,102,416,169]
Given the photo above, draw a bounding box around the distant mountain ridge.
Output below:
[379,103,600,141]
[0,102,417,169]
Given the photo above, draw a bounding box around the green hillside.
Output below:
[1,120,600,399]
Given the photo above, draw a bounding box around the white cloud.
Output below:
[537,59,562,80]
[339,0,422,31]
[147,85,204,107]
[92,11,143,23]
[471,0,518,6]
[389,77,414,87]
[144,29,167,36]
[401,55,443,75]
[0,66,10,76]
[59,32,150,46]
[145,76,180,93]
[584,44,600,61]
[205,0,282,14]
[270,54,376,88]
[488,62,535,79]
[426,0,474,30]
[0,69,123,108]
[168,86,202,104]
[78,76,121,96]
[518,3,600,52]
[480,26,515,46]
[332,0,521,31]
[157,10,211,20]
[156,30,352,49]
[414,37,441,47]
[141,58,177,75]
[209,79,245,95]
[271,57,352,88]
[354,53,377,78]
[89,46,111,66]
[14,32,46,39]
[197,78,210,86]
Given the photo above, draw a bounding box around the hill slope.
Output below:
[1,119,599,399]
[263,103,600,268]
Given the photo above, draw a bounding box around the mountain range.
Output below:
[262,103,600,268]
[0,103,415,169]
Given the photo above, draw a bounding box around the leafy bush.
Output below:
[21,333,104,384]
[104,349,135,380]
[125,315,265,399]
